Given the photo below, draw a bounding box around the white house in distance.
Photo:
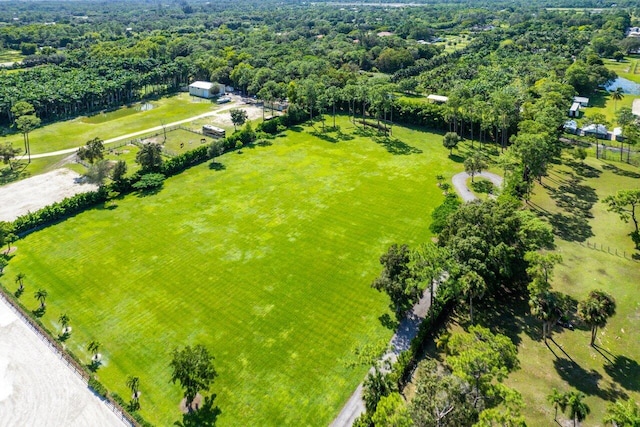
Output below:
[573,96,589,107]
[583,123,608,139]
[427,94,449,103]
[188,81,225,99]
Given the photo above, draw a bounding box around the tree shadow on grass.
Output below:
[87,360,102,373]
[310,131,338,143]
[372,136,422,155]
[174,395,221,427]
[0,163,30,185]
[604,355,640,392]
[554,357,628,401]
[135,187,163,198]
[208,162,226,171]
[564,159,602,179]
[466,289,536,347]
[448,154,464,163]
[602,163,640,179]
[335,130,355,141]
[548,178,598,218]
[538,211,594,242]
[378,313,399,330]
[32,307,46,318]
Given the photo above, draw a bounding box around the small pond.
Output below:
[605,76,640,95]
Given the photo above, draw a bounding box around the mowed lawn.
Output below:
[504,155,640,425]
[3,118,457,426]
[0,93,216,155]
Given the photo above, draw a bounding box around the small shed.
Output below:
[189,81,225,99]
[427,94,449,103]
[569,102,581,117]
[573,96,589,107]
[583,123,608,139]
[563,120,579,134]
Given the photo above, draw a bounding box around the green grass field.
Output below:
[421,153,640,426]
[0,49,23,63]
[580,89,638,125]
[463,154,640,425]
[605,56,640,84]
[2,117,461,426]
[506,155,640,425]
[0,93,217,155]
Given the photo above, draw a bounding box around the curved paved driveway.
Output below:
[452,171,503,202]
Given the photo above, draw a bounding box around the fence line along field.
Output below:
[2,117,457,426]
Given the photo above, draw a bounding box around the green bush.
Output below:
[110,392,126,407]
[13,188,109,234]
[429,193,461,234]
[161,144,209,176]
[88,376,108,398]
[393,98,447,129]
[132,173,165,191]
[281,104,307,126]
[256,117,283,134]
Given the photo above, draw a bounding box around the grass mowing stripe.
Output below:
[3,117,456,425]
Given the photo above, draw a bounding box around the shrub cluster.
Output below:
[392,98,447,130]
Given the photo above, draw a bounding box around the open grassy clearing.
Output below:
[605,56,640,84]
[580,89,638,124]
[507,155,640,425]
[0,49,23,63]
[436,34,471,53]
[0,93,217,155]
[426,154,640,426]
[1,116,461,426]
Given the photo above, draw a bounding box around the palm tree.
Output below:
[547,387,567,422]
[604,398,640,426]
[34,289,47,309]
[611,87,624,112]
[87,340,102,361]
[460,270,486,324]
[126,376,141,410]
[15,273,25,292]
[565,391,590,427]
[577,290,616,346]
[59,314,70,333]
[530,291,563,342]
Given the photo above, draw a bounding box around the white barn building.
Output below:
[189,81,225,99]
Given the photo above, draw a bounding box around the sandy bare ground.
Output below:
[211,102,266,128]
[0,169,98,222]
[0,298,127,427]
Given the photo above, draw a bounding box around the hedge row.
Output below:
[13,188,109,235]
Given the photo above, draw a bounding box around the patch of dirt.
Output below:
[0,169,98,222]
[179,393,203,414]
[212,104,268,128]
